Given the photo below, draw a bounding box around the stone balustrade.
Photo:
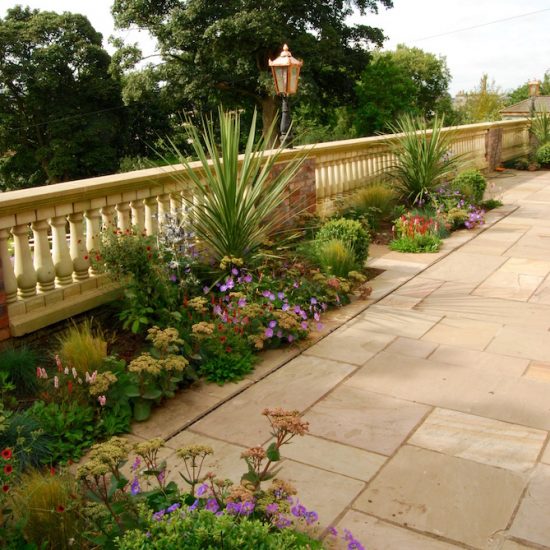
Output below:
[0,118,531,338]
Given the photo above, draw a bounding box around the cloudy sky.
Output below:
[2,0,549,95]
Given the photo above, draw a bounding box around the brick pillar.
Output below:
[0,257,10,341]
[270,158,317,230]
[485,127,503,171]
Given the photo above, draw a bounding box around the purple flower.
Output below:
[276,330,283,338]
[244,274,253,283]
[213,305,222,315]
[205,498,220,513]
[203,286,210,294]
[170,274,177,282]
[232,268,239,276]
[238,297,247,308]
[268,320,277,329]
[300,321,308,330]
[196,483,208,496]
[310,297,317,305]
[277,291,285,300]
[293,305,302,314]
[275,515,292,528]
[241,500,255,516]
[226,278,234,289]
[225,502,242,515]
[305,510,318,525]
[282,303,290,312]
[316,323,323,331]
[152,510,165,521]
[265,327,274,338]
[189,499,200,512]
[266,503,279,515]
[130,476,141,496]
[300,311,308,320]
[288,334,294,343]
[220,284,227,292]
[293,281,299,289]
[262,290,271,298]
[328,526,338,537]
[314,312,320,322]
[131,457,141,472]
[167,503,181,513]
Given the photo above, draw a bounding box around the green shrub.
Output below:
[451,170,487,204]
[387,114,463,205]
[199,351,256,385]
[316,239,358,277]
[0,347,39,398]
[315,218,370,265]
[530,110,550,144]
[118,509,323,550]
[389,233,442,253]
[349,183,397,229]
[481,198,503,210]
[536,142,550,165]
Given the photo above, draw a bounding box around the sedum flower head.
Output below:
[134,438,165,457]
[147,326,184,353]
[129,353,161,375]
[191,322,215,338]
[188,297,208,313]
[262,408,310,436]
[176,444,214,460]
[89,371,118,396]
[159,355,188,372]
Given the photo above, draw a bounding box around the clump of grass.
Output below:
[317,239,358,277]
[0,346,39,397]
[56,319,107,375]
[349,183,397,229]
[12,469,83,550]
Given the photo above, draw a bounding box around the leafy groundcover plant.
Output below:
[390,212,442,253]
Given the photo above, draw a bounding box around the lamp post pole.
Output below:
[280,95,292,146]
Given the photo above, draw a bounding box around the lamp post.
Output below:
[269,44,303,146]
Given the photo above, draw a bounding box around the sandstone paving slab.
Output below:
[429,345,529,377]
[500,540,543,550]
[510,464,550,547]
[346,352,550,431]
[409,408,546,472]
[190,355,356,447]
[303,326,394,366]
[523,361,550,382]
[487,325,550,362]
[417,287,550,329]
[187,378,253,402]
[385,336,438,359]
[367,278,407,301]
[420,252,507,284]
[367,256,429,275]
[377,293,424,309]
[500,257,550,277]
[277,459,365,529]
[354,445,527,549]
[245,346,301,381]
[421,316,502,351]
[334,510,462,550]
[528,273,550,305]
[479,224,530,243]
[392,277,443,298]
[131,389,220,440]
[504,244,550,261]
[350,305,442,339]
[541,440,550,465]
[459,239,514,256]
[305,384,431,456]
[473,271,543,302]
[282,434,387,482]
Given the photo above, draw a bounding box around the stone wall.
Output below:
[0,258,9,341]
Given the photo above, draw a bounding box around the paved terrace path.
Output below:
[135,170,550,549]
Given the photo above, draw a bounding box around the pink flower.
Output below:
[55,354,63,371]
[71,368,77,379]
[98,395,107,407]
[54,376,59,389]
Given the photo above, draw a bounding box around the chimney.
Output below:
[529,79,541,97]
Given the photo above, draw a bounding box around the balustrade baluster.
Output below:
[85,208,102,275]
[50,216,73,286]
[31,220,55,292]
[68,213,89,280]
[100,205,116,231]
[157,194,171,227]
[144,197,158,235]
[12,224,37,298]
[130,200,145,230]
[116,203,131,233]
[0,229,18,303]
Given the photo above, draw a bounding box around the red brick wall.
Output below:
[0,258,10,341]
[270,158,317,230]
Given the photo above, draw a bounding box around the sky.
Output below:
[1,0,549,96]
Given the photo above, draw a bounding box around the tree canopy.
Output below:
[354,45,452,135]
[112,0,394,134]
[0,6,126,189]
[455,74,504,124]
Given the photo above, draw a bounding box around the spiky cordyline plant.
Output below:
[165,107,307,264]
[530,109,550,145]
[387,114,464,206]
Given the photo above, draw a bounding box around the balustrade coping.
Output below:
[0,119,530,219]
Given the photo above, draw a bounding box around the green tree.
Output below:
[506,71,550,106]
[457,74,504,123]
[0,7,125,189]
[354,45,452,135]
[112,0,393,137]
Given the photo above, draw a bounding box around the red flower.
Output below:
[50,466,56,476]
[2,485,9,493]
[95,254,101,261]
[84,255,89,261]
[67,380,73,394]
[4,464,13,475]
[146,246,151,251]
[55,505,65,513]
[1,449,12,460]
[225,346,232,353]
[219,336,226,344]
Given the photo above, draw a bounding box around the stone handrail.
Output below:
[0,118,531,338]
